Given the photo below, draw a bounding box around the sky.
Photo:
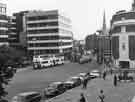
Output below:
[2,0,133,40]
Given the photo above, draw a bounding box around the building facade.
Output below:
[111,1,135,68]
[25,10,73,56]
[8,11,28,49]
[0,3,8,45]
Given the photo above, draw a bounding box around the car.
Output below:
[11,91,42,102]
[90,70,101,78]
[44,82,66,98]
[63,81,75,89]
[67,76,82,87]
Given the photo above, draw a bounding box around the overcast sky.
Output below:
[3,0,133,40]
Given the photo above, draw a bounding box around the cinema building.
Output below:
[111,1,135,68]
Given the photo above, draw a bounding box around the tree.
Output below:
[0,45,23,100]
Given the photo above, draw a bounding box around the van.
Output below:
[11,91,42,102]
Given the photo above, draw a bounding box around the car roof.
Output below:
[18,92,39,96]
[51,82,62,85]
[70,76,80,79]
[79,73,87,75]
[64,81,74,83]
[91,70,99,72]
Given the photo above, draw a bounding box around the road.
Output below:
[6,60,102,101]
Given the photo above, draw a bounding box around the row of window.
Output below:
[0,7,6,14]
[29,49,60,55]
[27,15,58,21]
[112,25,135,33]
[27,29,59,34]
[28,36,72,40]
[59,29,72,34]
[59,15,71,23]
[0,22,8,27]
[28,42,72,47]
[27,22,58,27]
[112,12,135,23]
[0,15,7,20]
[112,35,135,60]
[0,30,7,35]
[0,38,8,42]
[27,28,72,34]
[59,22,71,28]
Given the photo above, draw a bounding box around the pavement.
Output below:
[47,74,135,102]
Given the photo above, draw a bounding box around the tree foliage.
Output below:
[0,45,24,100]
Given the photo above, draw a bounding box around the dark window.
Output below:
[28,36,60,40]
[126,25,135,32]
[27,22,58,27]
[28,43,59,47]
[27,15,58,21]
[27,29,59,34]
[112,36,119,59]
[0,38,8,42]
[112,26,121,34]
[129,35,135,60]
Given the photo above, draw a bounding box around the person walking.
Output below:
[97,90,105,102]
[82,76,89,89]
[78,93,86,102]
[114,74,117,87]
[102,71,106,80]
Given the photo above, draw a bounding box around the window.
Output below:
[126,25,135,32]
[112,26,121,34]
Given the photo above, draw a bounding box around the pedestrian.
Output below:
[82,78,88,89]
[97,89,105,102]
[114,74,117,87]
[102,71,106,80]
[78,93,86,102]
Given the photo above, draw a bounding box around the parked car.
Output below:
[44,82,66,98]
[66,76,82,87]
[11,91,42,102]
[63,81,75,89]
[90,70,101,78]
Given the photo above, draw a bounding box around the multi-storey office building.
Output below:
[111,0,135,68]
[8,16,17,46]
[0,3,8,45]
[26,10,73,56]
[8,11,28,48]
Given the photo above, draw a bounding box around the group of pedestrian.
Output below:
[78,90,105,102]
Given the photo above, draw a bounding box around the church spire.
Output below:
[102,10,107,35]
[132,0,135,11]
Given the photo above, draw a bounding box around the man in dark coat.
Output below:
[97,90,105,102]
[103,71,106,80]
[79,93,86,102]
[114,75,117,87]
[82,78,88,89]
